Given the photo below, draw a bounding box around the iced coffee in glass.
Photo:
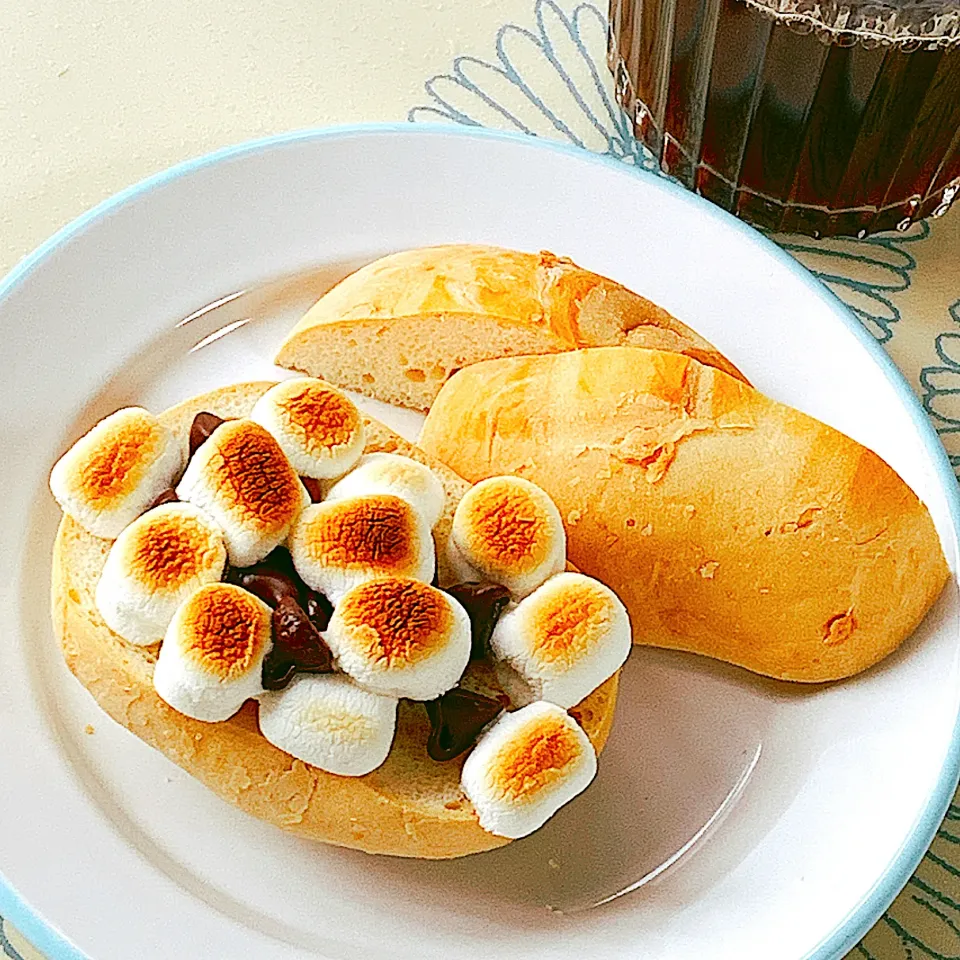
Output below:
[609,0,960,236]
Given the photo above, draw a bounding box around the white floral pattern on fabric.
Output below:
[409,0,658,173]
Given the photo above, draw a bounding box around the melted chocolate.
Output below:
[305,589,334,632]
[148,488,179,509]
[444,582,511,660]
[226,547,303,608]
[300,476,324,503]
[262,596,335,690]
[188,411,226,457]
[425,688,503,761]
[237,570,301,609]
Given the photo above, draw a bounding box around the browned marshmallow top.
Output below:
[67,411,169,509]
[197,420,304,530]
[335,578,455,668]
[273,380,362,459]
[458,480,554,576]
[301,494,423,572]
[487,711,588,804]
[178,583,272,681]
[122,508,225,592]
[527,578,613,668]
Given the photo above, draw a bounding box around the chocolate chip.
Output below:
[188,411,226,457]
[148,488,179,509]
[301,476,324,503]
[262,596,335,690]
[305,589,334,632]
[238,570,301,609]
[259,546,299,579]
[445,582,511,660]
[227,547,309,609]
[425,688,503,761]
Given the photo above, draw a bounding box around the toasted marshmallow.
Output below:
[490,573,631,708]
[258,673,397,776]
[250,378,365,480]
[461,701,596,839]
[288,494,435,605]
[326,578,470,700]
[449,476,565,599]
[326,453,446,528]
[176,418,309,566]
[95,503,227,646]
[50,407,182,539]
[153,583,272,721]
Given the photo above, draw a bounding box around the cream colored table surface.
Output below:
[2,2,959,958]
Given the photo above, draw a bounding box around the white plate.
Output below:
[0,125,957,960]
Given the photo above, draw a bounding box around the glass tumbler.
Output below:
[608,0,960,236]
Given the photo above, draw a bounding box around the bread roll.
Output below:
[51,382,618,858]
[419,347,949,682]
[274,244,745,411]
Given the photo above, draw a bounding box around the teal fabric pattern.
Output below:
[856,803,960,959]
[922,301,960,481]
[409,0,658,173]
[770,224,929,345]
[0,922,27,960]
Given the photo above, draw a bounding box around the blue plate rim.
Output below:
[0,121,957,960]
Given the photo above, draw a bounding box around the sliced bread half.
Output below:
[51,381,619,858]
[275,244,746,411]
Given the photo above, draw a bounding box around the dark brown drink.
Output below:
[609,0,960,236]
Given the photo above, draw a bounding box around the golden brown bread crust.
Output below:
[274,245,746,411]
[51,381,618,858]
[419,347,951,683]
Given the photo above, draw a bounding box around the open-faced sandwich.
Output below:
[50,378,630,858]
[50,242,951,865]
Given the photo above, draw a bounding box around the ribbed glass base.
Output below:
[609,0,960,237]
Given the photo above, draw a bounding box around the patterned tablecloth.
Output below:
[2,1,959,957]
